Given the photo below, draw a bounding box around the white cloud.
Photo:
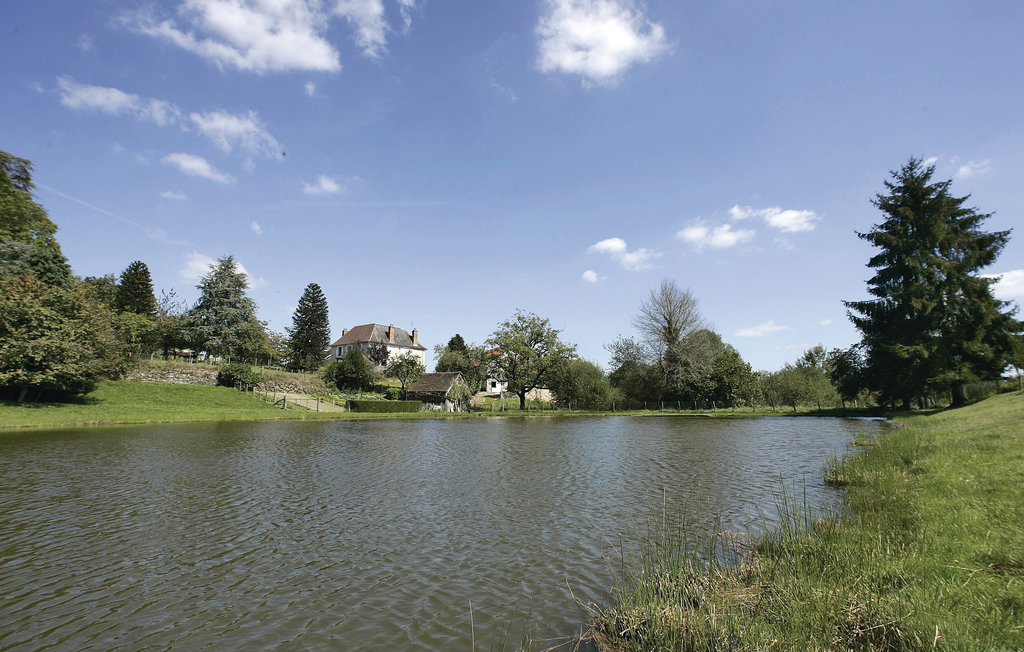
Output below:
[729,204,819,233]
[587,236,661,270]
[677,222,755,249]
[160,190,188,200]
[250,220,263,235]
[163,152,234,184]
[124,0,342,73]
[57,76,181,126]
[955,159,992,180]
[922,156,938,168]
[181,251,218,280]
[582,269,603,283]
[983,269,1024,301]
[736,320,792,338]
[189,110,282,157]
[819,319,833,326]
[302,174,343,195]
[77,34,95,52]
[536,0,667,85]
[304,81,317,96]
[333,0,388,58]
[181,251,266,288]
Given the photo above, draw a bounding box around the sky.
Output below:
[3,0,1023,372]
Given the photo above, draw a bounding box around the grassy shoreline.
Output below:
[589,391,1024,650]
[1,379,891,430]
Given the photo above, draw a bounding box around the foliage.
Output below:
[286,282,331,372]
[116,260,158,317]
[827,345,870,405]
[0,275,125,401]
[365,340,391,367]
[183,255,268,361]
[434,333,488,392]
[0,150,71,287]
[322,349,377,391]
[633,279,705,360]
[155,288,187,359]
[845,158,1020,408]
[549,359,614,409]
[384,353,425,398]
[486,310,576,410]
[111,311,158,359]
[216,362,262,389]
[80,274,119,309]
[347,399,421,413]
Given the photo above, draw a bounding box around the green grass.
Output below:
[0,380,341,428]
[589,391,1024,651]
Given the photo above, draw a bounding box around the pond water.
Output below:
[0,416,885,650]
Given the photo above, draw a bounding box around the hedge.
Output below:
[347,400,421,413]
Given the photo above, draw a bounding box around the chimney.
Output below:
[342,328,348,338]
[412,329,419,346]
[388,324,395,342]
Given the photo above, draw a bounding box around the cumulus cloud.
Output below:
[181,251,265,288]
[302,174,344,195]
[677,222,755,249]
[124,0,418,72]
[163,152,233,184]
[735,320,791,337]
[536,0,667,85]
[983,269,1024,301]
[588,236,661,270]
[730,204,820,233]
[57,76,181,126]
[250,221,263,235]
[582,269,604,283]
[124,0,341,73]
[160,190,188,200]
[189,110,282,157]
[955,159,992,180]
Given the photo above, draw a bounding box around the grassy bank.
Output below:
[0,380,343,428]
[590,391,1024,650]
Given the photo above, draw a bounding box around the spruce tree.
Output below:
[845,158,1019,408]
[286,283,331,372]
[116,260,158,317]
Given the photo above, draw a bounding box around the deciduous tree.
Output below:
[385,353,425,399]
[486,310,576,409]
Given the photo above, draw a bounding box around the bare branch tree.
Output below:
[632,279,706,359]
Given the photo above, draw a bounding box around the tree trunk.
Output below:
[519,392,527,410]
[950,383,967,407]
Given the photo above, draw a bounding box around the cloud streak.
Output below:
[57,76,181,126]
[735,320,791,337]
[163,152,234,184]
[588,236,661,270]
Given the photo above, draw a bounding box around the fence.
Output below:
[235,382,345,412]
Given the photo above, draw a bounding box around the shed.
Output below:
[407,372,471,412]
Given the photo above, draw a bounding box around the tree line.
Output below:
[2,150,1021,407]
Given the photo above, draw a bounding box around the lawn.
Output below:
[0,380,340,429]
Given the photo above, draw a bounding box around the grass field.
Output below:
[0,380,342,429]
[590,391,1024,650]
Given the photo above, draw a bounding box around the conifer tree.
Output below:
[184,256,267,360]
[286,283,331,372]
[845,158,1020,408]
[116,261,158,317]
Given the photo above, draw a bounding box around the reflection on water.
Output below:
[0,416,884,650]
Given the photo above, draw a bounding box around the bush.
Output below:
[384,386,402,400]
[217,362,261,388]
[348,400,421,413]
[321,349,377,391]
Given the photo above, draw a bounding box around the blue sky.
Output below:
[3,0,1022,371]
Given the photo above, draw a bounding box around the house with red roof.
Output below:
[329,323,427,368]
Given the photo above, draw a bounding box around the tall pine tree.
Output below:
[116,260,158,317]
[286,283,331,372]
[845,158,1019,408]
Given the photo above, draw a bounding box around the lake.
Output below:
[0,415,885,650]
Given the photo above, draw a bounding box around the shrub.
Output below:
[384,386,402,400]
[217,362,261,388]
[347,400,421,413]
[321,349,377,391]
